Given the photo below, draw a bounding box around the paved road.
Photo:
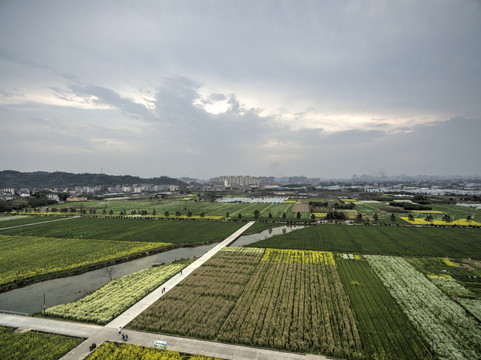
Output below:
[0,216,80,231]
[0,313,101,338]
[0,313,327,360]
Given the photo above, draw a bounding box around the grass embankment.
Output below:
[248,224,481,258]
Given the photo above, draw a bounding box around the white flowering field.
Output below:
[45,261,190,324]
[365,255,481,360]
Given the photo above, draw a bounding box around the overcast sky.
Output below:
[1,0,480,179]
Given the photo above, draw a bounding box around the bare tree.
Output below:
[104,266,116,282]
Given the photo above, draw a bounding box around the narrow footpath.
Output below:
[0,215,81,231]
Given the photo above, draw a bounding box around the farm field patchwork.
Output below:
[130,248,363,359]
[336,256,430,360]
[0,217,245,244]
[85,342,222,360]
[218,249,361,358]
[53,200,301,220]
[248,224,481,258]
[0,234,170,290]
[365,255,481,360]
[45,261,191,324]
[0,326,82,360]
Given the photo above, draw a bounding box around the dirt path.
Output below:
[293,203,309,212]
[0,216,81,231]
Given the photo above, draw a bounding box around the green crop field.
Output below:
[352,201,389,216]
[430,204,481,221]
[0,326,82,360]
[248,224,481,258]
[53,199,304,221]
[0,215,65,229]
[0,217,244,244]
[336,257,430,359]
[0,234,169,290]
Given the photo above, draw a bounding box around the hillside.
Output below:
[0,170,185,188]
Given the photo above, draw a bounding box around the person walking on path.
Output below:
[118,326,122,334]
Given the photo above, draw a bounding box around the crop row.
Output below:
[218,250,361,358]
[52,200,299,220]
[365,255,481,360]
[336,257,430,359]
[130,249,362,359]
[129,250,264,339]
[0,326,82,360]
[45,261,190,324]
[261,248,335,265]
[0,234,168,289]
[85,342,221,360]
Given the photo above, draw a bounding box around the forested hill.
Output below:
[0,170,185,188]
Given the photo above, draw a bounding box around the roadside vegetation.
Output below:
[85,342,222,360]
[0,326,82,360]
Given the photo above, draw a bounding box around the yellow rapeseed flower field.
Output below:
[400,217,481,226]
[261,248,335,265]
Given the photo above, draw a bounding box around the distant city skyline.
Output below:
[1,1,480,179]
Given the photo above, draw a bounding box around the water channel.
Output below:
[0,225,303,314]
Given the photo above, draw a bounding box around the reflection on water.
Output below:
[229,225,304,247]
